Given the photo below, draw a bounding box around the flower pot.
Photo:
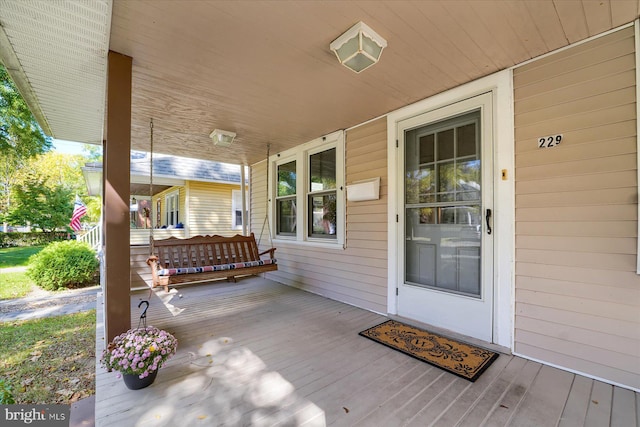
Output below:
[101,326,177,388]
[122,369,158,390]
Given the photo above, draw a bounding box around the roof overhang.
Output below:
[0,0,111,144]
[82,163,184,197]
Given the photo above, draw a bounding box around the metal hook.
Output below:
[137,300,149,329]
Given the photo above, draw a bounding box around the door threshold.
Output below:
[388,314,511,355]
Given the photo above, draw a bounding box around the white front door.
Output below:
[397,92,494,342]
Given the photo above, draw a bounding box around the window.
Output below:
[308,148,337,238]
[129,197,152,229]
[232,190,248,230]
[271,131,344,246]
[165,191,179,226]
[129,198,139,228]
[276,161,297,235]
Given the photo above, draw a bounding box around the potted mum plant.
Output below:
[100,326,178,390]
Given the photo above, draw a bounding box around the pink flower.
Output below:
[100,326,177,376]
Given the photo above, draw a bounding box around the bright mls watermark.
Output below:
[2,405,69,426]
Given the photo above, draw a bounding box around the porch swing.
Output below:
[145,119,278,292]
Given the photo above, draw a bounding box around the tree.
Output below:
[6,173,73,233]
[15,151,101,226]
[21,151,87,195]
[83,144,102,162]
[0,65,51,158]
[0,64,51,227]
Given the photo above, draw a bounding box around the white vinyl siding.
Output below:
[250,119,388,313]
[130,245,152,290]
[513,26,640,390]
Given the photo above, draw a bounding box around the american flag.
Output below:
[70,195,87,232]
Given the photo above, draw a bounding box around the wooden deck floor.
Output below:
[95,278,639,426]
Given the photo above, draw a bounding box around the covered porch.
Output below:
[2,1,639,419]
[95,278,638,426]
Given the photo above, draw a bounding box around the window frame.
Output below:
[275,158,298,237]
[270,131,345,247]
[231,189,248,230]
[165,190,180,227]
[306,145,338,239]
[129,197,139,227]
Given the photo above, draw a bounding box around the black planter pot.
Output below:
[122,369,158,390]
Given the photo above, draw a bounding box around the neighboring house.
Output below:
[2,3,639,394]
[83,153,248,239]
[131,154,249,239]
[83,153,249,289]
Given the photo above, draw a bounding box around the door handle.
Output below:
[486,209,492,235]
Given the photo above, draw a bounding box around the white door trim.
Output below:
[386,69,514,348]
[397,93,494,342]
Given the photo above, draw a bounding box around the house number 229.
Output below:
[538,134,562,148]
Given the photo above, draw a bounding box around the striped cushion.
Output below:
[158,258,277,277]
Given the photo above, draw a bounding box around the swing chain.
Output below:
[258,143,273,248]
[149,118,154,254]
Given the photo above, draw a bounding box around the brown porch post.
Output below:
[104,50,132,341]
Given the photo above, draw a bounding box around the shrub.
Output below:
[27,241,99,290]
[0,379,15,404]
[0,231,71,248]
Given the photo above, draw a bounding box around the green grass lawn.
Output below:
[0,246,43,300]
[0,246,96,404]
[0,310,96,404]
[0,271,34,300]
[0,246,44,268]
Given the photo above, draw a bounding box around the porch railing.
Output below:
[77,224,101,252]
[75,225,187,249]
[130,228,186,245]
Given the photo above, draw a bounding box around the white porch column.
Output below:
[241,164,248,236]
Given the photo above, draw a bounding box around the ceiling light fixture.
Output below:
[329,21,387,73]
[209,129,236,147]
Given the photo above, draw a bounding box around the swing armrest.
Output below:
[258,247,276,259]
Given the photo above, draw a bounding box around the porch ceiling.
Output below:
[1,1,639,166]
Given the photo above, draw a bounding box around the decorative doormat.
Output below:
[359,319,499,382]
